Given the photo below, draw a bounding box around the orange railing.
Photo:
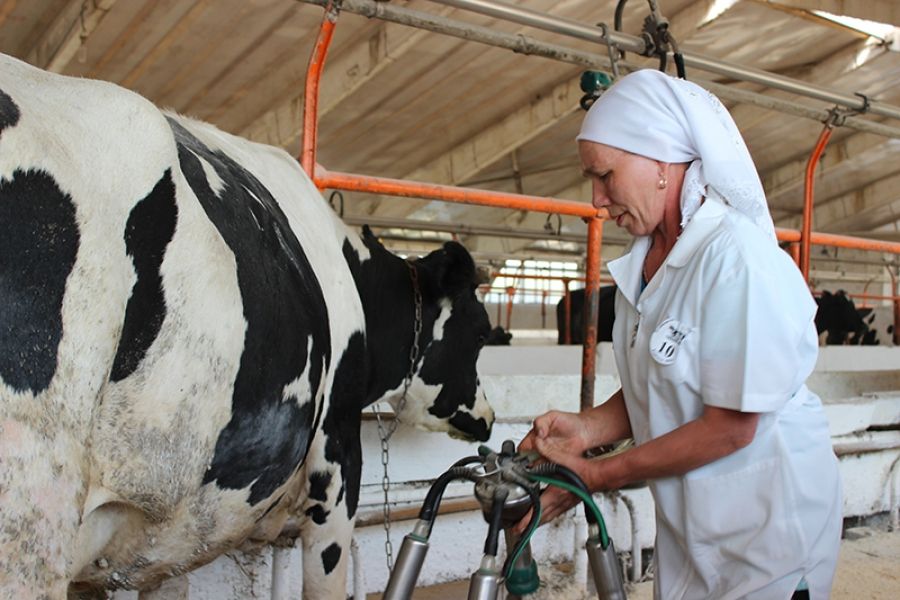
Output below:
[302,2,900,411]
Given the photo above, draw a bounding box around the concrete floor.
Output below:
[368,528,900,599]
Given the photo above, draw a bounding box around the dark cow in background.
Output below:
[0,54,493,599]
[814,290,896,345]
[814,290,867,345]
[556,285,617,344]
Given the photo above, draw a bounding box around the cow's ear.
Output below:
[361,225,385,250]
[417,242,477,297]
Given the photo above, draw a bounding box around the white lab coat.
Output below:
[607,197,842,600]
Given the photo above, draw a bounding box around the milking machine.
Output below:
[382,440,626,600]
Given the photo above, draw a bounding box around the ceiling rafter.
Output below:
[372,76,583,219]
[25,0,119,73]
[241,6,452,147]
[811,170,900,233]
[765,129,900,214]
[766,0,900,27]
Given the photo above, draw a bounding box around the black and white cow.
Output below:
[556,285,617,345]
[852,305,896,346]
[0,54,494,599]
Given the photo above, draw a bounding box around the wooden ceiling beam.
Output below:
[763,129,900,211]
[241,7,448,147]
[810,171,900,233]
[371,76,583,219]
[25,0,119,73]
[767,1,900,27]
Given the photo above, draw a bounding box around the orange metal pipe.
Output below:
[801,124,834,280]
[490,272,615,284]
[787,242,800,267]
[776,228,900,255]
[300,2,339,176]
[580,218,603,412]
[315,167,605,219]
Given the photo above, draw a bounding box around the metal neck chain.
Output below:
[373,259,423,573]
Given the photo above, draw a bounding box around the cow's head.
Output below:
[356,228,494,442]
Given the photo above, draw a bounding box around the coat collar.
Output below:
[607,197,728,307]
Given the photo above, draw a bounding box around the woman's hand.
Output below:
[518,410,593,457]
[515,411,599,533]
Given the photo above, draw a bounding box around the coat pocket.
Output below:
[682,456,806,597]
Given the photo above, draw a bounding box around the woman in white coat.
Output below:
[518,70,842,599]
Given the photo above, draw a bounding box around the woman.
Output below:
[519,70,842,599]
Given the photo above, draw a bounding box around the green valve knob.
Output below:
[505,559,540,595]
[580,71,613,93]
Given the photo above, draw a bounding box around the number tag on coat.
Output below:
[649,318,692,365]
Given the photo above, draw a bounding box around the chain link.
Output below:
[373,260,423,573]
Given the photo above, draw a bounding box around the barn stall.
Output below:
[2,0,900,598]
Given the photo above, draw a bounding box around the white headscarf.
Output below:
[576,70,776,241]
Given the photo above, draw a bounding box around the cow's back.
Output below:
[0,53,365,593]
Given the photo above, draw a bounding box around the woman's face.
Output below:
[579,140,666,237]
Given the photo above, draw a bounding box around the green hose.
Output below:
[527,474,610,549]
[505,503,542,579]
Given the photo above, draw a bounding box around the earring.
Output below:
[657,175,667,189]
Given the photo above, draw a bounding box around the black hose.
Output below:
[614,0,628,32]
[527,463,598,525]
[674,52,686,79]
[483,488,508,557]
[419,466,481,522]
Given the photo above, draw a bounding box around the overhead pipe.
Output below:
[801,124,835,280]
[298,0,900,140]
[426,0,900,122]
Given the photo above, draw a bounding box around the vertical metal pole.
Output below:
[801,124,833,281]
[787,242,800,268]
[301,1,340,178]
[563,278,572,345]
[505,286,515,330]
[580,218,603,412]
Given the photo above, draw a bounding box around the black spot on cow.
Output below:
[0,169,79,394]
[449,410,490,442]
[308,471,331,502]
[321,542,342,575]
[321,331,366,519]
[0,89,20,134]
[168,118,331,505]
[110,170,178,381]
[305,505,329,525]
[557,286,616,344]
